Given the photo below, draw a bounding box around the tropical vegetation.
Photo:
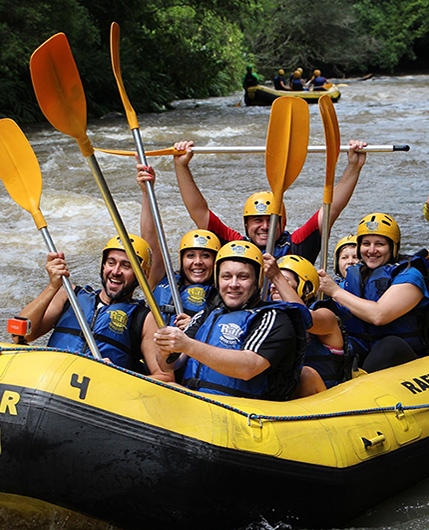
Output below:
[0,0,428,123]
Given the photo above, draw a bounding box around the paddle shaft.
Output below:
[261,214,280,300]
[95,144,410,158]
[85,153,165,328]
[110,22,183,318]
[132,130,184,316]
[38,227,103,359]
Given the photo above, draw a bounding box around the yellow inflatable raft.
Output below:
[245,83,341,105]
[0,341,428,529]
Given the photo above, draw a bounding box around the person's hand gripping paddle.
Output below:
[261,97,310,299]
[29,33,165,330]
[0,118,102,360]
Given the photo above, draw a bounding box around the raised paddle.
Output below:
[261,97,310,299]
[0,118,102,360]
[29,33,165,329]
[94,144,410,157]
[110,22,183,319]
[318,94,340,291]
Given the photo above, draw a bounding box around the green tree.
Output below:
[353,0,429,71]
[247,0,377,78]
[0,0,101,123]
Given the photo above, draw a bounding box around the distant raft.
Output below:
[245,83,341,105]
[0,342,429,530]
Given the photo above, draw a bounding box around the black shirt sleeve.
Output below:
[242,309,297,371]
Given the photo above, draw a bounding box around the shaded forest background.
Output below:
[1,0,428,124]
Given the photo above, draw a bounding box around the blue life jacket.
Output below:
[313,76,327,87]
[291,78,303,91]
[48,285,147,370]
[244,232,293,259]
[342,258,429,355]
[153,274,214,325]
[183,301,307,401]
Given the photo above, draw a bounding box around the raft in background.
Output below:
[245,83,341,105]
[0,342,429,530]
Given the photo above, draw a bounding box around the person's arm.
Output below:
[154,325,269,380]
[263,254,305,306]
[308,308,343,349]
[136,164,165,289]
[173,141,211,229]
[318,269,424,325]
[317,139,367,233]
[140,312,175,382]
[18,252,69,341]
[263,254,343,348]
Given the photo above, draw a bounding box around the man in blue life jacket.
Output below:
[16,234,173,382]
[154,241,307,401]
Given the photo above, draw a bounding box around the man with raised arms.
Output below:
[153,139,367,264]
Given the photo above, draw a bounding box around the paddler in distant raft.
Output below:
[168,139,367,264]
[14,235,174,381]
[306,69,329,90]
[154,241,308,401]
[137,165,221,330]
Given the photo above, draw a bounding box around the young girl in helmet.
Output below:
[264,254,354,393]
[137,166,221,329]
[319,213,429,372]
[333,234,358,285]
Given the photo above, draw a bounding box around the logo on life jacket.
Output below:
[218,322,244,347]
[186,286,206,306]
[107,309,129,334]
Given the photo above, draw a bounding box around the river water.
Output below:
[0,75,429,529]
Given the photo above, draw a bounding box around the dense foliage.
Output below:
[0,0,428,124]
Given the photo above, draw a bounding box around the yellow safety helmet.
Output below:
[179,229,221,268]
[101,234,152,277]
[293,70,301,78]
[277,255,319,302]
[356,213,401,260]
[333,234,357,275]
[243,191,286,231]
[297,67,303,74]
[214,241,264,289]
[313,69,321,76]
[278,69,285,75]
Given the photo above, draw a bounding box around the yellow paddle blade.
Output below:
[265,97,309,214]
[319,94,340,204]
[110,22,139,130]
[0,119,46,229]
[30,33,93,157]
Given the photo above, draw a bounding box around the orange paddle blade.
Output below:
[0,119,46,229]
[110,22,139,130]
[265,97,309,214]
[30,33,93,157]
[319,94,340,204]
